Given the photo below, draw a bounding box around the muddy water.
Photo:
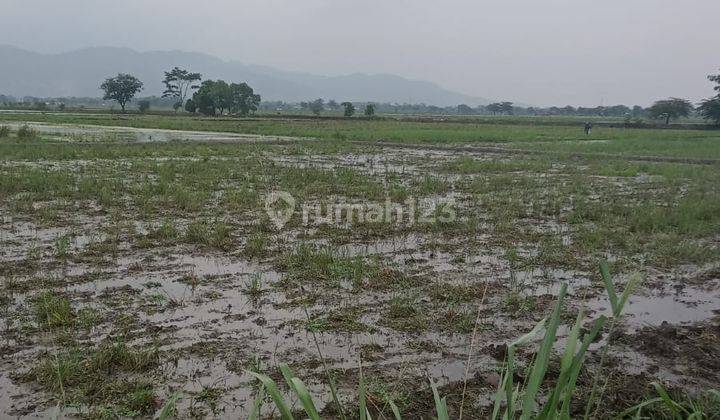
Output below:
[0,121,304,144]
[2,126,720,417]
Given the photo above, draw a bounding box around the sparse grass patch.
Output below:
[244,231,269,258]
[277,244,380,288]
[16,124,38,140]
[28,342,159,414]
[33,291,74,329]
[381,296,427,333]
[185,219,234,249]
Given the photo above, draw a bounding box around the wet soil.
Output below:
[1,124,719,418]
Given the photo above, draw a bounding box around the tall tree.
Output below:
[364,103,376,117]
[192,80,232,116]
[457,104,473,115]
[308,98,324,116]
[500,102,514,115]
[192,80,260,116]
[327,99,340,111]
[228,82,261,116]
[698,69,720,125]
[647,98,693,124]
[100,73,143,112]
[162,67,202,111]
[341,101,355,117]
[487,102,513,115]
[698,99,720,125]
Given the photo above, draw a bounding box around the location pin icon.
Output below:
[265,191,295,229]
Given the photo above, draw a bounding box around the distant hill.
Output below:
[0,45,489,106]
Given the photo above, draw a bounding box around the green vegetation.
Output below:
[29,342,159,416]
[1,113,718,418]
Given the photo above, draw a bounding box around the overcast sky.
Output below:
[2,0,718,106]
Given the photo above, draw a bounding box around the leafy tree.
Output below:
[228,83,261,116]
[100,73,143,112]
[697,98,720,125]
[191,80,260,116]
[192,80,232,116]
[185,99,197,113]
[647,98,692,124]
[487,102,513,115]
[138,100,150,113]
[341,101,355,117]
[364,103,376,117]
[708,70,720,94]
[698,69,720,125]
[308,98,324,115]
[632,105,645,117]
[500,101,514,115]
[327,99,339,111]
[457,104,473,115]
[162,67,202,111]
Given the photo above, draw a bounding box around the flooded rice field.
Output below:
[1,121,719,418]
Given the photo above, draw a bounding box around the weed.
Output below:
[54,235,71,259]
[244,231,268,258]
[33,291,74,329]
[244,273,263,298]
[17,124,38,140]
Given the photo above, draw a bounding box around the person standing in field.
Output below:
[584,121,593,135]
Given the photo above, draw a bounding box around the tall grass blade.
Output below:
[616,273,641,317]
[290,377,321,419]
[279,363,321,418]
[248,386,266,420]
[505,346,516,417]
[157,392,181,420]
[652,382,689,418]
[559,316,606,416]
[388,399,402,420]
[247,371,295,420]
[431,379,450,420]
[510,318,546,347]
[359,369,368,420]
[599,261,618,314]
[519,283,567,420]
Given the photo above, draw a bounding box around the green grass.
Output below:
[33,291,74,329]
[2,112,719,158]
[28,341,160,416]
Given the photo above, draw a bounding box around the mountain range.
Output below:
[0,45,489,106]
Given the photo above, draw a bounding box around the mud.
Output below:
[1,124,719,418]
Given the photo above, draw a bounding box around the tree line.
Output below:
[295,99,376,117]
[98,68,261,116]
[3,68,720,124]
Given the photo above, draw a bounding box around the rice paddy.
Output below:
[1,113,719,418]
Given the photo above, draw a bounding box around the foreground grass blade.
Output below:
[617,273,641,317]
[510,317,547,347]
[431,379,450,420]
[359,370,368,420]
[279,363,321,419]
[247,371,295,420]
[559,316,606,416]
[599,261,618,314]
[388,399,402,420]
[248,386,266,420]
[652,382,688,418]
[290,377,321,419]
[157,392,181,420]
[520,283,568,419]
